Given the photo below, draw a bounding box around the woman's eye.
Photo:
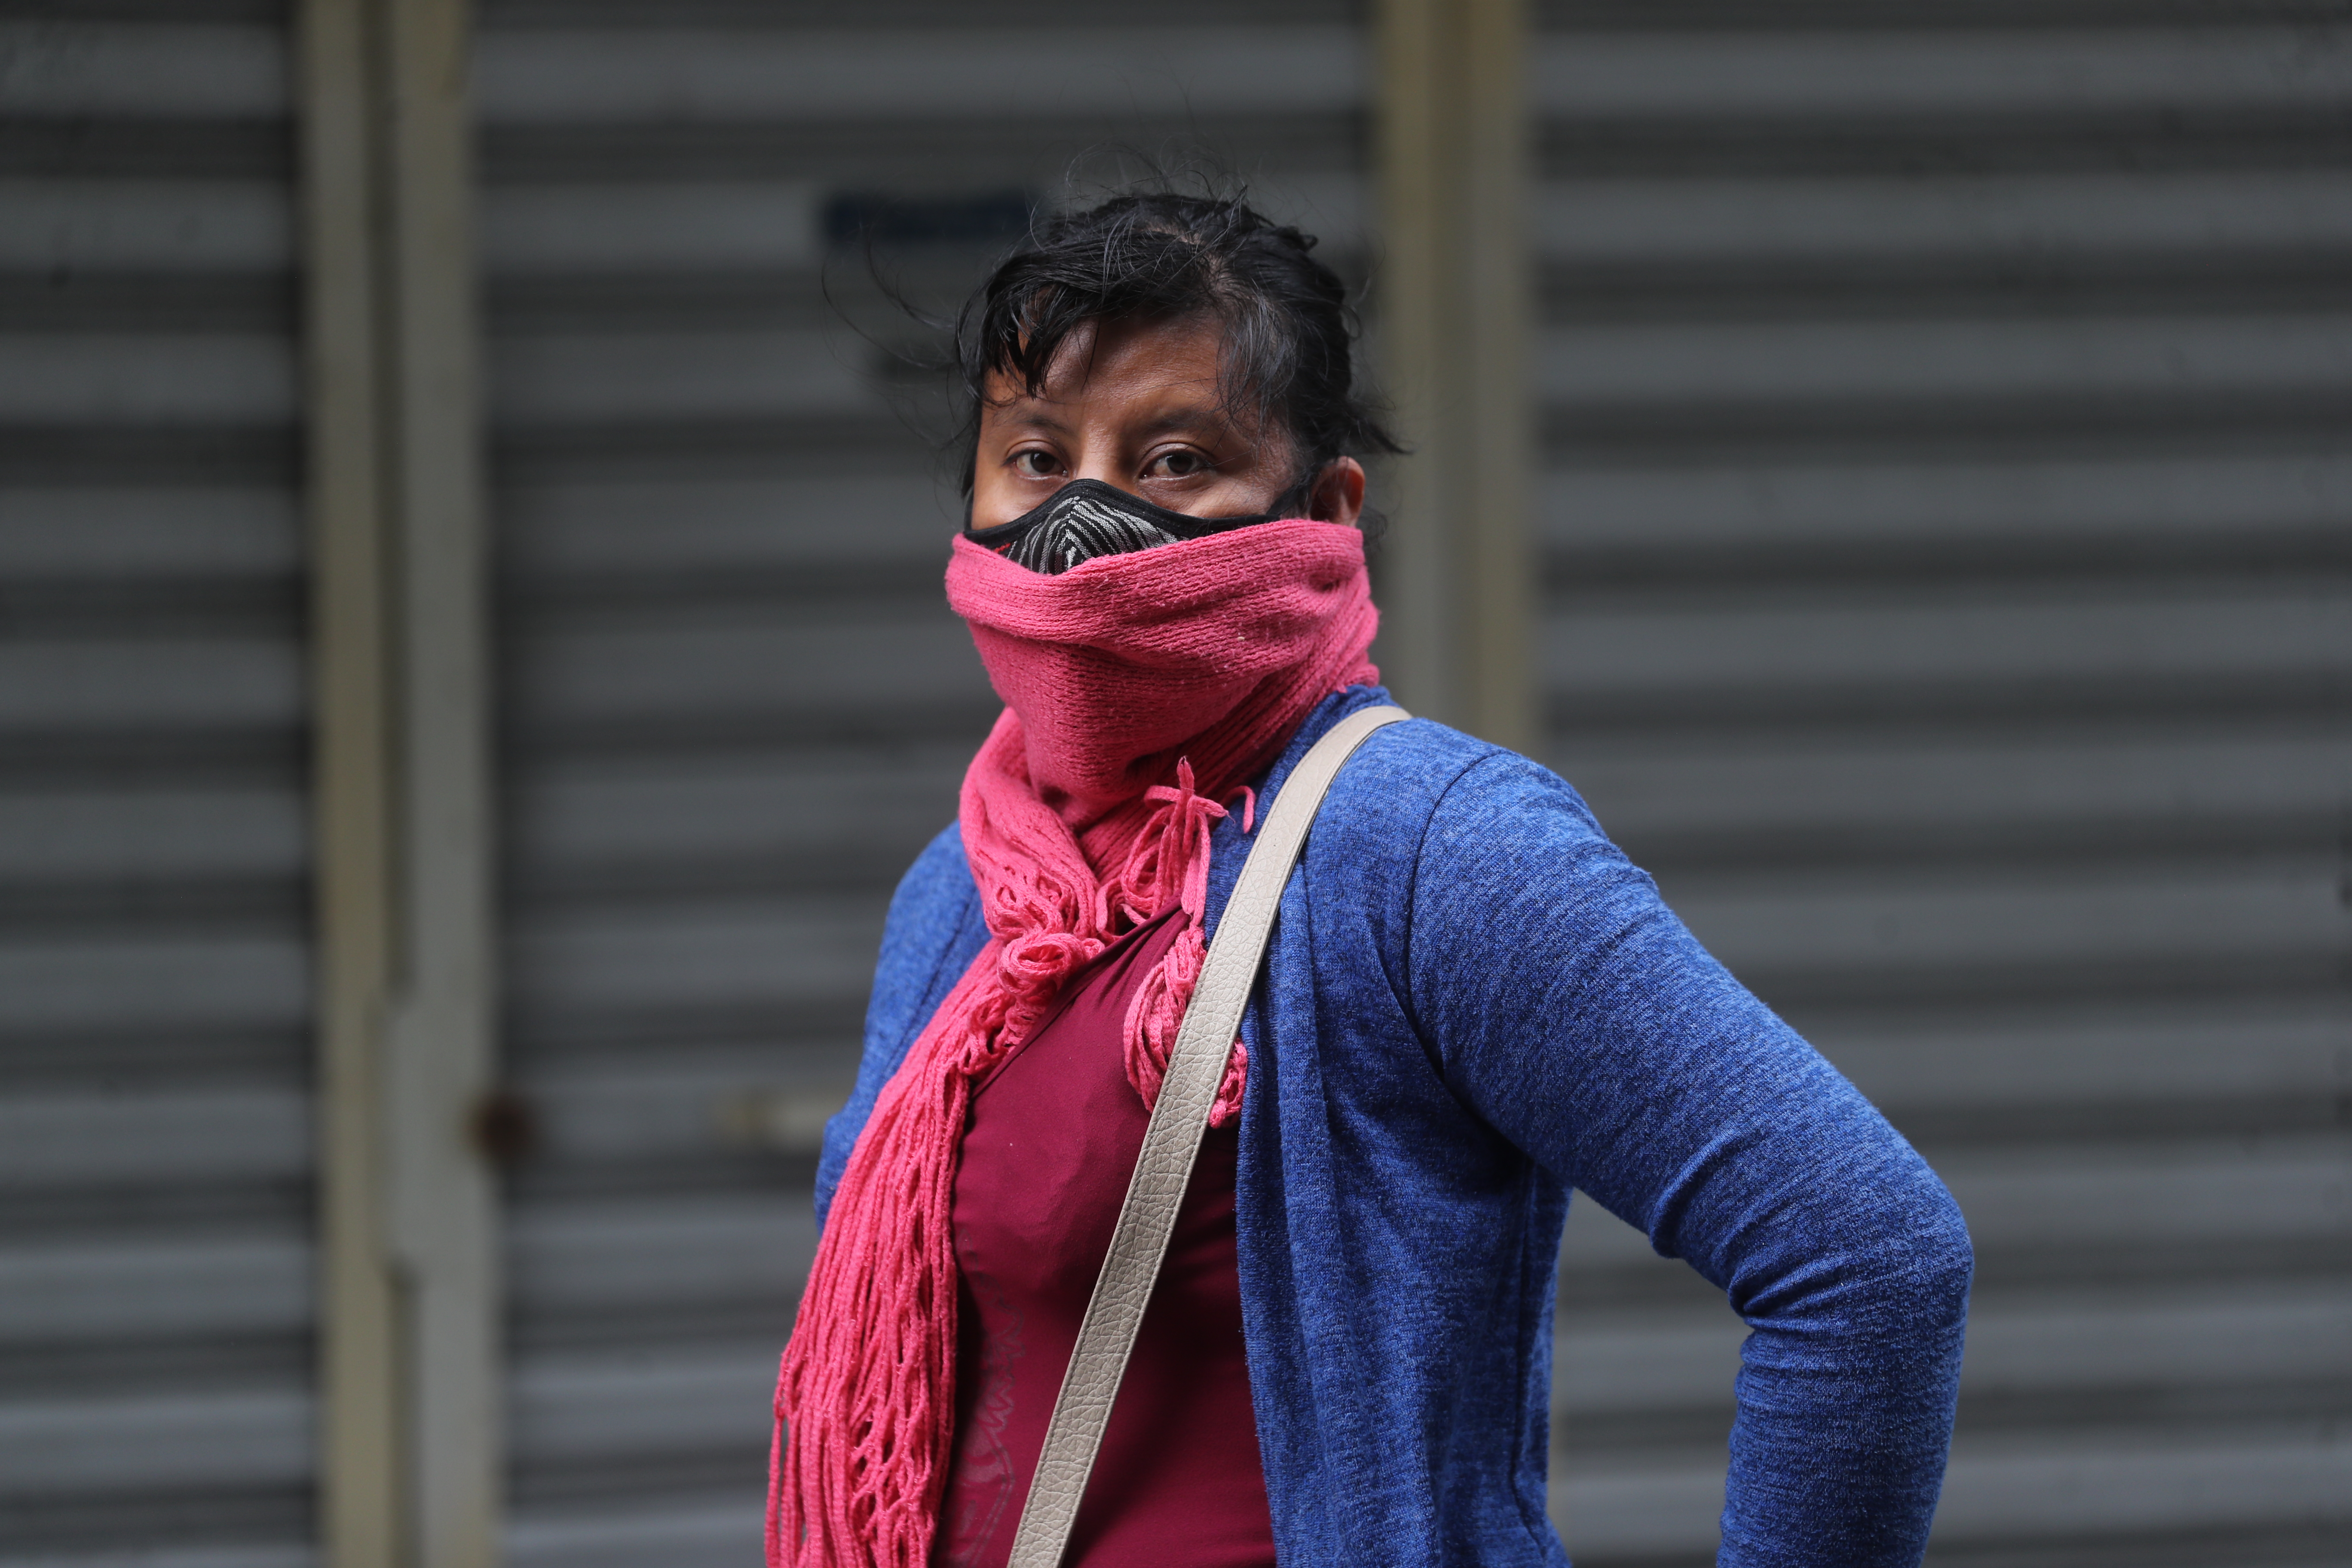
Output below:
[1011,450,1060,478]
[1147,450,1210,479]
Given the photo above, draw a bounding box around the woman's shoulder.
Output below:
[1316,714,1611,855]
[892,821,980,924]
[872,822,985,1004]
[1271,710,1638,961]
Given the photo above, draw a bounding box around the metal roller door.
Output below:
[1532,3,2352,1564]
[0,5,318,1566]
[473,4,1369,1562]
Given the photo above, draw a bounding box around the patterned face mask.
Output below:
[963,476,1312,576]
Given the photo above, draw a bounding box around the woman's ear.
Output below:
[1308,458,1366,527]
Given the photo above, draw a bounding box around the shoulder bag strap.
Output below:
[1004,704,1411,1568]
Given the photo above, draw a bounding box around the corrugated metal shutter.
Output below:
[0,5,316,1566]
[472,5,1368,1562]
[1534,4,2352,1563]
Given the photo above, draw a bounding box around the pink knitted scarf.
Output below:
[769,518,1379,1568]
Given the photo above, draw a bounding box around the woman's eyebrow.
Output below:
[993,404,1073,435]
[1132,404,1234,440]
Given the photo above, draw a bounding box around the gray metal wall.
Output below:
[473,4,1367,1563]
[9,3,2346,1564]
[0,5,317,1566]
[1532,4,2352,1564]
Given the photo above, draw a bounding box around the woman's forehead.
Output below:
[1019,313,1222,389]
[982,315,1247,429]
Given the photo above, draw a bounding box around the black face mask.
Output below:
[964,476,1314,576]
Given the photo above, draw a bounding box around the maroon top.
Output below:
[935,908,1277,1568]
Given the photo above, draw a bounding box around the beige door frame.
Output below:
[298,1,501,1563]
[1375,0,1539,751]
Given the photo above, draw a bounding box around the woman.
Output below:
[773,193,1971,1568]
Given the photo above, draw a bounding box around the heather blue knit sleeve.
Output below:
[1403,752,1971,1566]
[813,823,985,1230]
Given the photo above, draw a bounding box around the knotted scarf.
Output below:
[769,517,1379,1568]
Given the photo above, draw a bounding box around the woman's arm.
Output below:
[1403,751,1972,1566]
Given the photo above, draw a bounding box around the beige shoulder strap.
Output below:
[1004,704,1410,1568]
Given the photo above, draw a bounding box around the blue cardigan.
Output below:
[816,686,1971,1567]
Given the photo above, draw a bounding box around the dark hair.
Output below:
[952,191,1401,498]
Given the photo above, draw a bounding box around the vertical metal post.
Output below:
[299,0,500,1564]
[1374,0,1537,750]
[300,1,400,1560]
